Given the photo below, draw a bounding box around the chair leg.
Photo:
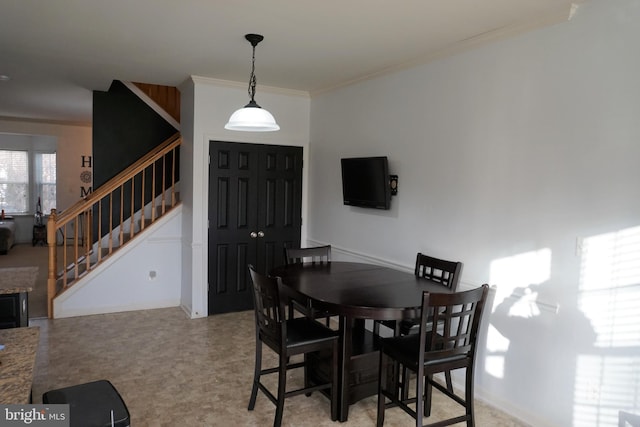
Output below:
[330,341,339,421]
[423,374,433,417]
[274,353,287,427]
[393,361,401,401]
[288,302,294,320]
[304,353,313,397]
[445,370,453,393]
[248,338,262,410]
[416,369,424,427]
[376,351,387,427]
[465,366,475,427]
[401,366,410,401]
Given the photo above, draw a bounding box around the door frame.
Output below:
[207,140,305,315]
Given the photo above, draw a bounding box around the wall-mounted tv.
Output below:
[341,156,391,210]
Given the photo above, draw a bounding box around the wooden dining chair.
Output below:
[284,245,335,326]
[374,253,463,336]
[374,253,463,401]
[247,265,339,427]
[377,284,489,427]
[403,253,463,333]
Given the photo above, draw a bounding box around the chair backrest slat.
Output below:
[415,253,463,291]
[285,245,331,265]
[249,265,285,346]
[419,285,489,364]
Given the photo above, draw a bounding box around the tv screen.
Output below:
[341,156,391,210]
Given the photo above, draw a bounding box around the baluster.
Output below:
[151,161,157,222]
[119,184,124,247]
[130,178,135,240]
[47,210,57,318]
[141,168,146,231]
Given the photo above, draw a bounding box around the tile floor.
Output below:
[31,307,529,426]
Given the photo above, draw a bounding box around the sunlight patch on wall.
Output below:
[485,248,552,379]
[575,225,640,425]
[489,248,552,308]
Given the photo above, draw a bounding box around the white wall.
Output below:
[178,79,196,318]
[0,119,92,243]
[54,207,183,318]
[179,77,311,318]
[308,0,639,426]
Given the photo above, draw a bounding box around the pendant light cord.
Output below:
[248,44,257,103]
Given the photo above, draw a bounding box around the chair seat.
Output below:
[399,319,418,334]
[378,319,419,335]
[381,333,421,365]
[383,332,469,362]
[290,299,339,322]
[286,317,339,349]
[43,380,130,427]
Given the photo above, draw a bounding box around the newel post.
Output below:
[47,209,57,319]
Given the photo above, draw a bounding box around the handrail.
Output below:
[55,133,181,227]
[46,133,182,318]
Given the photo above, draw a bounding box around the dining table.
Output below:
[270,261,454,422]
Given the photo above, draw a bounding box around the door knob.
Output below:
[258,231,265,238]
[250,231,258,238]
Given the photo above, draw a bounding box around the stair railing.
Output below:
[46,132,182,318]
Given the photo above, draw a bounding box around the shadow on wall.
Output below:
[488,225,640,426]
[491,281,596,426]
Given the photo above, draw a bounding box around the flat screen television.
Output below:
[341,156,391,210]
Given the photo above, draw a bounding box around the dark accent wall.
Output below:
[92,80,179,240]
[93,80,177,187]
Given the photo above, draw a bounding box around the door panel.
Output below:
[209,141,302,314]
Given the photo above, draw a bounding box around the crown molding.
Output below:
[310,2,581,97]
[189,75,309,99]
[0,115,91,128]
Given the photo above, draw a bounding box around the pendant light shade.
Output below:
[225,34,280,132]
[225,101,280,132]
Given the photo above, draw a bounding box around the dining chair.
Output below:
[374,253,463,336]
[247,265,339,427]
[374,253,463,399]
[376,284,489,427]
[284,245,335,326]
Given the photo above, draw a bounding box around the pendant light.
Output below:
[225,34,280,132]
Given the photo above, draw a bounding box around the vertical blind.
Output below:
[0,149,56,214]
[0,150,29,213]
[36,152,57,214]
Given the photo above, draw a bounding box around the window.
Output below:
[0,149,56,215]
[0,150,28,213]
[36,152,56,214]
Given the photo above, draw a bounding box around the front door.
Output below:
[208,141,303,314]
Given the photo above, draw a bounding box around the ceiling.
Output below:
[0,0,579,125]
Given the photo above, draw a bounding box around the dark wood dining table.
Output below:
[270,261,454,422]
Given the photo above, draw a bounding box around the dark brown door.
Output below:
[208,141,303,314]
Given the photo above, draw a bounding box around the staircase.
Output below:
[46,133,182,318]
